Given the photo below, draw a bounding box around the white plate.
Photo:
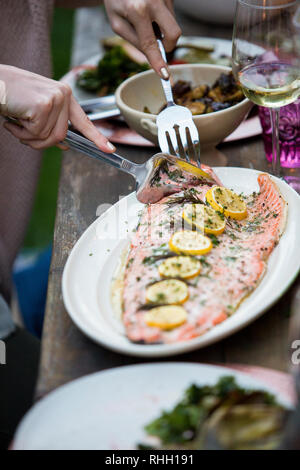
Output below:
[12,363,292,450]
[62,167,300,358]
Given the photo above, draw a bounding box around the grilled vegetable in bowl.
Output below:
[138,376,289,450]
[144,72,244,116]
[115,64,252,147]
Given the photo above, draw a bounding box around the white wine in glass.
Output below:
[232,0,300,176]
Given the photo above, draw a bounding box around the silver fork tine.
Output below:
[165,131,177,156]
[185,127,197,163]
[155,35,201,164]
[194,140,201,168]
[174,124,189,161]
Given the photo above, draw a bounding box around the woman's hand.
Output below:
[104,0,181,79]
[0,65,116,152]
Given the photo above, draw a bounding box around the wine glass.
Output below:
[232,0,300,176]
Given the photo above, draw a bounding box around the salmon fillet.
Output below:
[121,167,287,344]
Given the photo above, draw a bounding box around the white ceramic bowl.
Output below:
[115,64,252,148]
[174,0,237,25]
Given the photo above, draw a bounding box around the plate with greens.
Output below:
[13,363,292,450]
[61,35,261,146]
[67,36,233,101]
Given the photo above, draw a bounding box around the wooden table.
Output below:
[35,9,298,399]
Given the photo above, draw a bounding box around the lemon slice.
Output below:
[174,159,213,180]
[146,279,189,305]
[145,305,187,330]
[206,187,247,220]
[169,230,212,255]
[182,204,226,235]
[158,256,201,279]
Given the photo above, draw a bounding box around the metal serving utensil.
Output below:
[154,26,201,166]
[79,95,116,110]
[64,129,212,204]
[86,107,120,122]
[79,95,121,122]
[3,111,212,204]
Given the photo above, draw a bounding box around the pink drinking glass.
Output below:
[258,99,300,168]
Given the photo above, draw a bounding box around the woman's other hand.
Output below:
[0,65,116,152]
[104,0,181,79]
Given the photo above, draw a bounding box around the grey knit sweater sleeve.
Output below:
[0,0,54,302]
[0,295,15,340]
[0,0,104,305]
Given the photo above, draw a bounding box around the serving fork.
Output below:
[154,29,201,166]
[64,129,212,204]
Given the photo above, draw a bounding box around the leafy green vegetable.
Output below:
[145,403,205,445]
[76,46,149,94]
[139,376,284,449]
[76,68,102,92]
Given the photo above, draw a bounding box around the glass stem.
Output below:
[270,107,281,177]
